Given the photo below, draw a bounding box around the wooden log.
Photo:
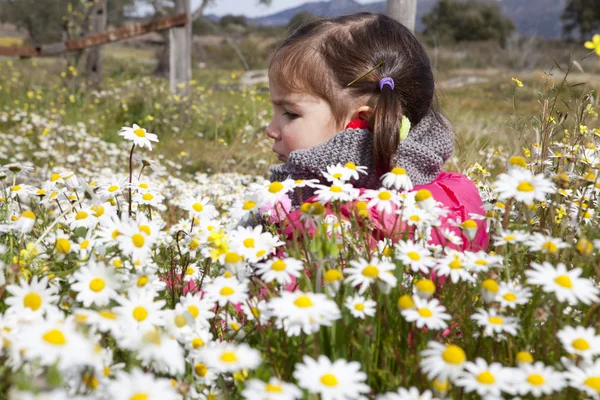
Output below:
[86,0,108,84]
[169,0,192,96]
[0,13,188,58]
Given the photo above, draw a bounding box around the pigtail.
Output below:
[371,79,403,177]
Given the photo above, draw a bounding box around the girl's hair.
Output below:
[269,12,439,175]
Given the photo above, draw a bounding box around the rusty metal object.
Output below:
[0,13,187,58]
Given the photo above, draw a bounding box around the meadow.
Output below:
[0,35,599,399]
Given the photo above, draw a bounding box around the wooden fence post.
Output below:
[86,0,108,85]
[169,0,192,97]
[387,0,417,33]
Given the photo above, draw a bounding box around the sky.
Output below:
[201,0,382,18]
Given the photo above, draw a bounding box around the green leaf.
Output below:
[399,115,411,141]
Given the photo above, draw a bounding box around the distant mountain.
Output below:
[239,0,566,39]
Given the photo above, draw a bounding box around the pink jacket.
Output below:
[280,171,489,251]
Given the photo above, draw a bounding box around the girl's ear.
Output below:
[351,105,373,121]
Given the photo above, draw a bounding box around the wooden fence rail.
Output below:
[0,13,187,58]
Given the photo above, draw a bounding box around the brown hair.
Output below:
[269,12,439,175]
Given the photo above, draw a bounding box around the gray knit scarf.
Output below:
[269,110,454,207]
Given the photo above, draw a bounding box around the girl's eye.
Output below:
[283,111,300,120]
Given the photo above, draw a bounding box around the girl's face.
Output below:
[267,80,347,163]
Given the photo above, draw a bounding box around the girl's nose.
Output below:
[266,121,280,140]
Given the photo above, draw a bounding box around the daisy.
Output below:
[394,240,435,274]
[125,328,185,376]
[230,192,263,223]
[494,231,529,246]
[133,191,164,208]
[118,124,159,150]
[344,257,398,295]
[5,275,59,320]
[455,357,515,398]
[420,341,467,382]
[182,327,214,353]
[203,275,249,306]
[131,269,167,293]
[230,225,283,263]
[116,221,157,262]
[242,377,303,400]
[293,355,371,400]
[494,168,555,204]
[517,361,566,397]
[323,163,355,183]
[7,183,33,201]
[241,297,271,325]
[269,291,340,337]
[106,368,179,400]
[434,250,476,284]
[73,308,122,336]
[525,233,569,255]
[12,318,93,370]
[380,167,413,191]
[463,251,504,273]
[70,259,119,307]
[97,176,128,200]
[113,290,166,331]
[66,206,99,230]
[324,269,344,296]
[564,358,600,398]
[13,210,36,235]
[188,353,219,385]
[401,297,451,330]
[182,195,218,220]
[251,180,293,207]
[496,282,532,308]
[255,257,304,286]
[471,308,519,337]
[525,262,600,305]
[361,188,402,214]
[344,294,376,319]
[376,386,437,400]
[414,279,436,299]
[314,182,360,204]
[202,341,261,373]
[557,325,600,359]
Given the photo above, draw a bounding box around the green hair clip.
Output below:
[347,61,385,87]
[399,115,411,141]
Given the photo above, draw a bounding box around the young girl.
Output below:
[265,12,488,250]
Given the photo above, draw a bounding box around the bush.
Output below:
[422,0,515,44]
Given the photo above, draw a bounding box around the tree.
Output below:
[562,0,600,40]
[422,0,515,44]
[387,0,416,33]
[287,11,320,32]
[146,0,271,77]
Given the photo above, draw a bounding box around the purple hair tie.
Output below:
[378,77,395,91]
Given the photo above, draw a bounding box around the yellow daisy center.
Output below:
[89,278,105,292]
[243,238,255,248]
[554,275,572,289]
[132,306,148,322]
[476,371,496,385]
[362,265,379,278]
[220,351,237,363]
[188,305,199,318]
[23,292,42,311]
[324,269,343,282]
[130,394,148,400]
[75,211,88,220]
[442,345,466,364]
[527,374,545,386]
[132,234,145,248]
[220,286,235,296]
[541,241,558,253]
[416,279,435,293]
[397,294,415,309]
[266,383,283,392]
[195,363,208,377]
[271,260,287,271]
[418,308,432,317]
[516,351,533,363]
[137,276,148,287]
[268,182,284,193]
[192,337,204,348]
[192,203,204,212]
[330,185,343,193]
[55,238,71,254]
[482,279,499,293]
[22,211,35,219]
[133,128,146,138]
[43,329,66,346]
[391,167,406,175]
[320,373,338,387]
[517,181,534,192]
[243,200,256,210]
[142,193,153,201]
[294,296,313,308]
[407,251,421,261]
[488,316,504,325]
[503,293,516,302]
[572,338,590,351]
[107,185,119,192]
[378,191,392,200]
[415,189,432,201]
[584,377,600,392]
